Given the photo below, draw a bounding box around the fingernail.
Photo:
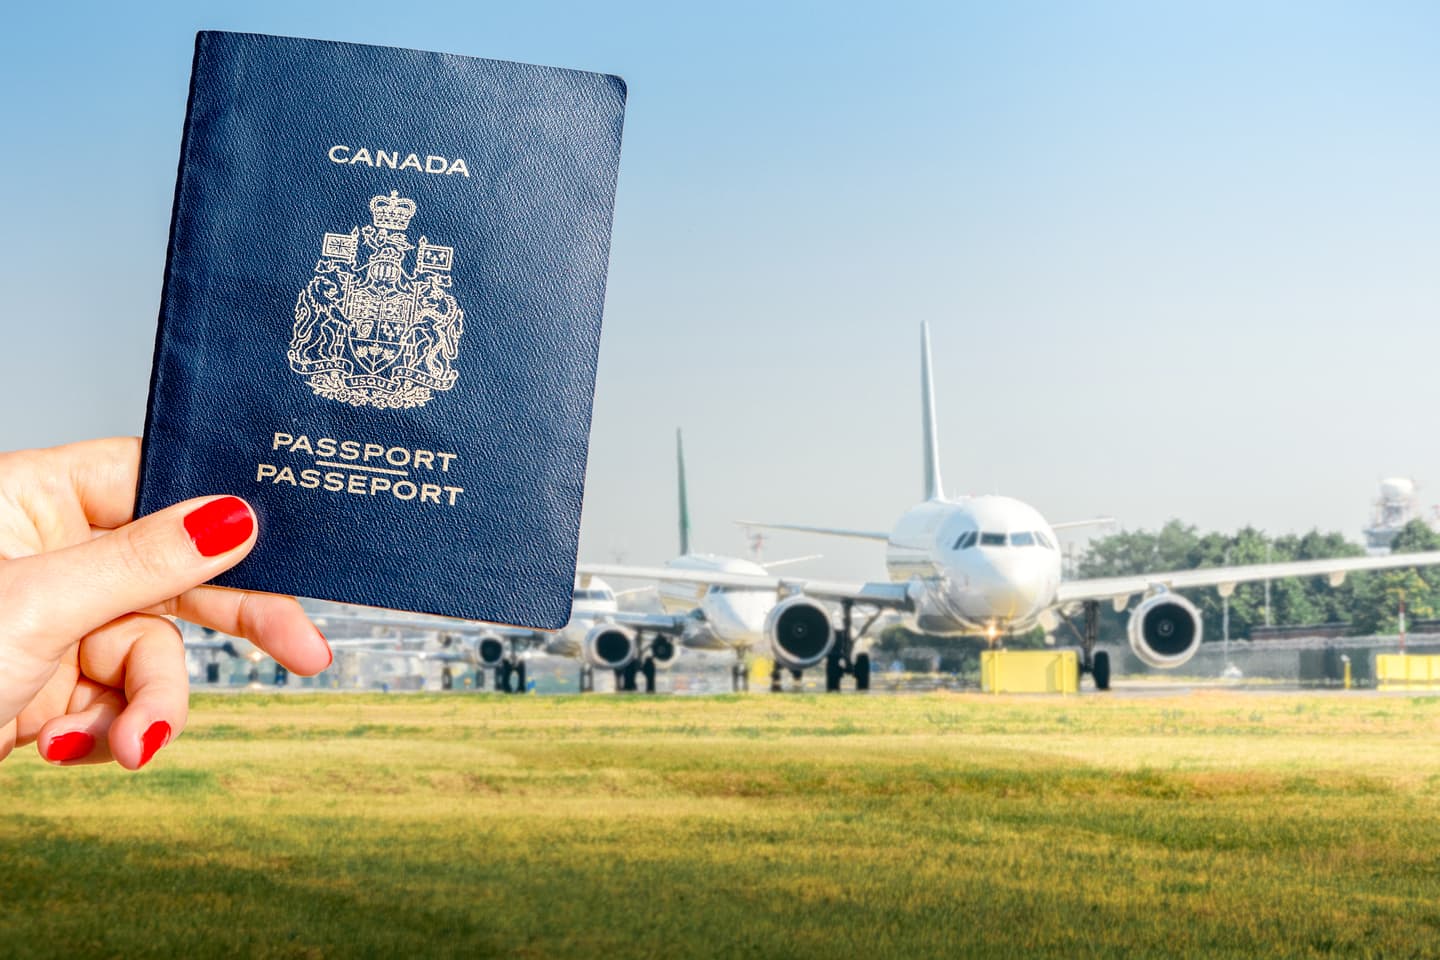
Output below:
[138,721,172,768]
[184,497,255,557]
[45,731,95,763]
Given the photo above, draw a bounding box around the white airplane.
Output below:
[581,323,1440,691]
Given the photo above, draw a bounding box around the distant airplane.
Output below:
[581,323,1440,692]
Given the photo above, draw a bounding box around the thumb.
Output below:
[4,495,258,659]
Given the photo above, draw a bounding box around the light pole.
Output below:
[1222,548,1232,676]
[1264,541,1272,628]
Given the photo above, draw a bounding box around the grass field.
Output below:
[4,691,1440,958]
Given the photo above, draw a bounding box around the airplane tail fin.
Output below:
[921,322,944,501]
[676,428,691,556]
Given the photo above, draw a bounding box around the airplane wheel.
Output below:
[825,657,842,692]
[441,668,454,691]
[642,658,657,693]
[622,662,639,692]
[515,661,527,694]
[770,665,782,693]
[1092,651,1111,691]
[854,653,871,691]
[475,669,485,690]
[498,661,514,693]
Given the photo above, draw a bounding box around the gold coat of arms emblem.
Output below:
[288,191,464,409]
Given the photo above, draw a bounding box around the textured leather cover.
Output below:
[136,31,626,628]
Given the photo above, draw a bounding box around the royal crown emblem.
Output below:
[288,191,464,409]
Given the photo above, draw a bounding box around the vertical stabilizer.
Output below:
[676,428,692,555]
[921,322,944,501]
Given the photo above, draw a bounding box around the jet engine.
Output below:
[764,596,836,670]
[584,625,638,671]
[476,633,507,667]
[647,634,681,668]
[1128,592,1203,669]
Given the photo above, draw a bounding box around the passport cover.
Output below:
[136,31,627,628]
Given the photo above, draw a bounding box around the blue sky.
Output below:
[3,1,1438,578]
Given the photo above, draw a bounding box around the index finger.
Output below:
[12,437,142,530]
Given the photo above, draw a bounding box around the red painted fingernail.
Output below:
[45,731,95,763]
[183,497,255,557]
[138,721,172,768]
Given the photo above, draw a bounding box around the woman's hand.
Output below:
[0,437,331,768]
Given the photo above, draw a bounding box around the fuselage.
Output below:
[886,495,1062,635]
[659,553,772,651]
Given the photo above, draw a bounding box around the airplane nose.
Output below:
[973,555,1049,618]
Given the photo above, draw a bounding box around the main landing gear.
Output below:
[1064,600,1111,692]
[730,660,749,692]
[613,656,659,694]
[602,632,674,694]
[496,658,528,694]
[771,601,874,693]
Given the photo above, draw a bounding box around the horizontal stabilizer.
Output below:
[759,554,824,570]
[735,521,889,542]
[1051,517,1117,532]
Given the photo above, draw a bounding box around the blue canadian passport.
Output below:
[136,31,626,628]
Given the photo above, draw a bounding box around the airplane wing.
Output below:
[577,563,913,610]
[1055,550,1440,607]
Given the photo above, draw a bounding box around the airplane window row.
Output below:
[573,589,614,601]
[952,530,1056,550]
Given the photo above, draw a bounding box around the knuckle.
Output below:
[0,561,52,637]
[111,521,188,586]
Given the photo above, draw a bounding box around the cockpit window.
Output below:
[1010,532,1036,547]
[979,532,1006,547]
[1036,532,1055,550]
[951,530,977,550]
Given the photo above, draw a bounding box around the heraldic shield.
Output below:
[288,191,465,409]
